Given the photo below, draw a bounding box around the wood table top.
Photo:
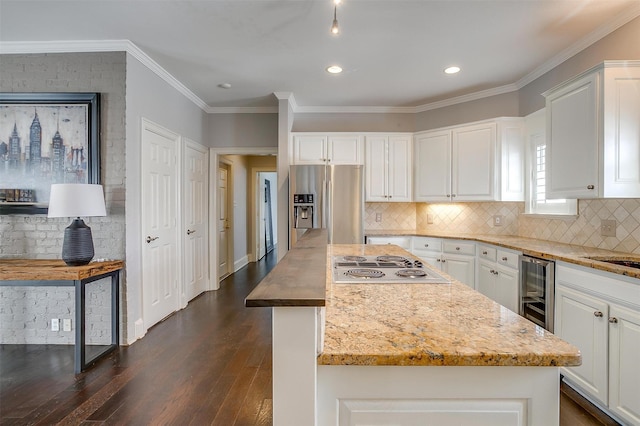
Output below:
[0,259,124,281]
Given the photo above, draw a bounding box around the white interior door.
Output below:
[141,119,179,328]
[218,163,231,280]
[184,140,209,301]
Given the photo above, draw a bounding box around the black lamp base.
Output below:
[62,218,95,266]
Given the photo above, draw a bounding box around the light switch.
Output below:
[601,219,616,237]
[493,215,503,226]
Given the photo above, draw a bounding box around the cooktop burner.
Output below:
[332,255,450,284]
[344,269,385,279]
[395,269,427,278]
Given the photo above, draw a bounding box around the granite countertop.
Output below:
[319,244,582,367]
[366,229,640,280]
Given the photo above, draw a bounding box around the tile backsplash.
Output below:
[365,199,640,255]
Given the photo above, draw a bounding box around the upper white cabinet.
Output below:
[291,134,363,165]
[365,134,412,202]
[414,118,524,202]
[544,61,640,199]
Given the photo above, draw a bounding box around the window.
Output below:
[525,112,577,216]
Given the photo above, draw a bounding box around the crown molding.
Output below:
[515,3,640,90]
[2,3,639,115]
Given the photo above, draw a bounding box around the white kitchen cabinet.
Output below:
[555,262,640,425]
[365,235,412,250]
[414,118,524,202]
[291,133,363,165]
[476,245,521,312]
[411,236,443,269]
[544,61,640,199]
[365,134,412,202]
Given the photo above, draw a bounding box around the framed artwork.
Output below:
[0,92,100,214]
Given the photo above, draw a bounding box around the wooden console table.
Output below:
[0,259,124,373]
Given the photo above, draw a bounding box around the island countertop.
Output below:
[319,244,582,367]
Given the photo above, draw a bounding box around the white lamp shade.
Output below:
[48,184,107,218]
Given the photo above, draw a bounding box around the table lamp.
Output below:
[48,184,107,266]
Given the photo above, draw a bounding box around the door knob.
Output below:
[187,229,196,235]
[146,236,159,243]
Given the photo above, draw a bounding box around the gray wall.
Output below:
[519,15,640,115]
[208,113,278,148]
[0,52,127,344]
[292,112,415,132]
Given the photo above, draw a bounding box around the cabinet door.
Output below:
[494,265,519,313]
[442,254,475,288]
[327,135,363,165]
[412,251,442,270]
[365,136,389,201]
[477,259,496,299]
[293,135,327,165]
[609,303,640,425]
[452,123,496,201]
[603,67,640,197]
[546,72,599,198]
[387,136,412,202]
[555,285,609,405]
[414,131,451,202]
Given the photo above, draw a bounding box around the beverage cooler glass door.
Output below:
[519,256,555,331]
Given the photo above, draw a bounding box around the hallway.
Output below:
[1,249,616,425]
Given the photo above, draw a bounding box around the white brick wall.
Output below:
[0,52,127,344]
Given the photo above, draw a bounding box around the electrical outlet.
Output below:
[62,318,72,332]
[427,214,434,224]
[601,219,616,237]
[493,215,503,227]
[375,213,382,222]
[51,318,59,331]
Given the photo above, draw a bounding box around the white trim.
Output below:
[2,4,639,115]
[233,255,249,273]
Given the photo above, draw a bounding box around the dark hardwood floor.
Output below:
[0,249,619,425]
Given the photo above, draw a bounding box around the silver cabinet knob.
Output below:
[451,194,456,198]
[455,247,460,251]
[609,317,618,324]
[424,244,429,248]
[146,236,159,243]
[441,259,446,263]
[502,256,508,261]
[482,250,488,255]
[446,194,451,198]
[436,258,441,262]
[587,185,595,190]
[594,311,603,317]
[187,229,196,235]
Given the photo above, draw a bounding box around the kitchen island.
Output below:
[246,230,581,426]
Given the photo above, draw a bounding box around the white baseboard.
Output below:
[234,255,249,272]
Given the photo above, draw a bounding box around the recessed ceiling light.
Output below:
[218,83,232,89]
[444,66,461,75]
[326,65,343,74]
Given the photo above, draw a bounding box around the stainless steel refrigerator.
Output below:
[290,164,364,247]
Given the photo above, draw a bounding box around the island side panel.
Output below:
[273,306,319,425]
[317,365,560,426]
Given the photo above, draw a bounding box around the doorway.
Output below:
[217,161,232,281]
[257,171,277,260]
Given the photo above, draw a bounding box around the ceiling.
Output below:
[1,0,639,112]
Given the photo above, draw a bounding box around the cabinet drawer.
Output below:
[497,249,520,269]
[412,237,441,253]
[366,236,412,249]
[443,240,475,256]
[477,245,497,262]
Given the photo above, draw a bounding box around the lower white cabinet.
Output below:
[555,262,640,425]
[411,238,475,288]
[476,245,521,312]
[365,236,412,250]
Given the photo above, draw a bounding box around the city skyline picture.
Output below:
[0,92,100,213]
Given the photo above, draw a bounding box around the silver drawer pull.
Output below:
[609,317,618,324]
[594,311,603,317]
[146,236,159,243]
[187,229,196,235]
